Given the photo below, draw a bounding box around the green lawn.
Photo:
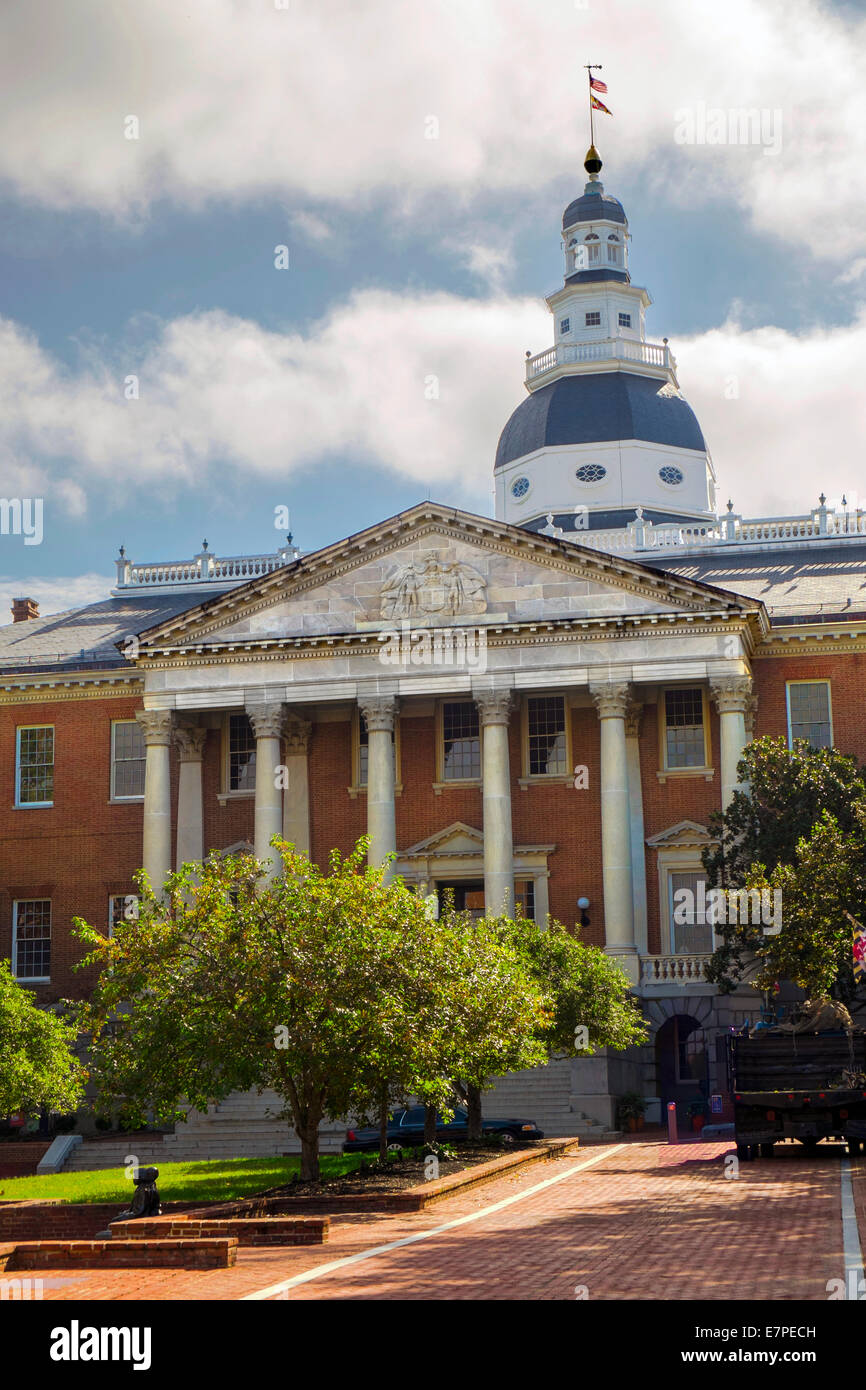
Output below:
[0,1150,404,1205]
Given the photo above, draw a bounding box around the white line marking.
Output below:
[241,1142,626,1300]
[840,1156,865,1293]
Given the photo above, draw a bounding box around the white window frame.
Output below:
[12,898,51,982]
[785,680,833,750]
[110,719,146,801]
[585,310,601,326]
[15,725,54,808]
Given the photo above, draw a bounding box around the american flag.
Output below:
[590,75,608,94]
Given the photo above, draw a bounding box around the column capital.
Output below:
[136,709,174,746]
[174,724,207,762]
[246,702,286,740]
[358,695,399,733]
[709,674,753,715]
[590,680,633,720]
[284,714,312,755]
[474,689,514,726]
[624,698,644,738]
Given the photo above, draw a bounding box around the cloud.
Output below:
[2,291,865,526]
[0,573,113,620]
[0,0,863,260]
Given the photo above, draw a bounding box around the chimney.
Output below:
[12,597,39,623]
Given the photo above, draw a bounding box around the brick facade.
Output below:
[1,648,861,1004]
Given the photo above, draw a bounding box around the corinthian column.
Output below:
[475,689,515,918]
[358,696,398,882]
[174,724,207,869]
[591,681,639,985]
[283,715,312,857]
[136,709,174,894]
[247,703,286,881]
[710,675,754,810]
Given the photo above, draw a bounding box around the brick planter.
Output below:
[0,1238,236,1270]
[0,1200,192,1242]
[110,1215,329,1246]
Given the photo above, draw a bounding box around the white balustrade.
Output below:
[525,337,674,382]
[640,954,711,984]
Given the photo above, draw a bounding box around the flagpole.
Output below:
[584,64,603,150]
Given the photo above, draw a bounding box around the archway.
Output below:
[655,1014,709,1127]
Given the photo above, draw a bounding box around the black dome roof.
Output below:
[494,373,706,470]
[562,190,626,228]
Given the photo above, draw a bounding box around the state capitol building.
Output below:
[3,146,864,1146]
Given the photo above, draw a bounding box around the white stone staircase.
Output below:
[64,1090,346,1171]
[483,1062,621,1143]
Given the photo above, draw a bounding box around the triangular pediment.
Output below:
[402,822,484,857]
[646,820,714,849]
[132,502,763,652]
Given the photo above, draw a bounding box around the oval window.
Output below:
[659,466,684,486]
[575,464,607,483]
[511,476,530,498]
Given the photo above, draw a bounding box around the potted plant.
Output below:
[687,1099,709,1133]
[617,1092,647,1132]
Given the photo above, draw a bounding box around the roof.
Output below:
[494,372,707,470]
[644,542,866,623]
[563,191,626,227]
[0,593,213,674]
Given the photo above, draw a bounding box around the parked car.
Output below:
[343,1105,544,1152]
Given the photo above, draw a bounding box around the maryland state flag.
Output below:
[591,94,612,116]
[846,911,866,985]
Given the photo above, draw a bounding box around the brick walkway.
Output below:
[31,1138,863,1301]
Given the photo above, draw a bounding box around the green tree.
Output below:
[736,805,866,1002]
[703,736,866,993]
[0,959,86,1115]
[501,915,648,1058]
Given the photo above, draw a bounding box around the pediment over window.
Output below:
[645,820,714,850]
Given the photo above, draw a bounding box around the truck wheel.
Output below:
[736,1143,750,1162]
[800,1138,819,1152]
[759,1143,774,1158]
[847,1138,862,1157]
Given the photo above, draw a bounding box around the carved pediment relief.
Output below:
[380,553,487,621]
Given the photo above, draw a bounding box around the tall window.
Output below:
[108,893,137,936]
[527,696,567,775]
[441,701,480,781]
[15,726,54,807]
[787,681,832,749]
[111,720,146,799]
[514,879,536,921]
[357,712,396,787]
[13,899,51,980]
[228,713,256,791]
[663,689,706,769]
[669,870,712,954]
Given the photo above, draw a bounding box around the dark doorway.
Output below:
[436,880,485,918]
[656,1014,709,1127]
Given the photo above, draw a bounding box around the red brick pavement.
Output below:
[27,1139,863,1301]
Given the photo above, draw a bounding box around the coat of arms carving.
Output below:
[380,554,487,620]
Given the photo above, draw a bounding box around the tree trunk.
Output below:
[378,1084,390,1163]
[424,1104,437,1145]
[297,1125,320,1182]
[467,1083,483,1142]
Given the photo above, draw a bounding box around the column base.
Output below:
[604,945,641,988]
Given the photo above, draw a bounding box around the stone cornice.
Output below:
[131,505,763,651]
[759,623,866,658]
[132,612,756,672]
[0,674,142,703]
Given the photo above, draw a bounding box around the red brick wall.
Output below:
[2,651,863,1000]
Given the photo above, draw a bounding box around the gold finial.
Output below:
[584,144,602,177]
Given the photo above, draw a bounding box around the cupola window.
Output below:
[659,466,684,486]
[575,464,606,483]
[510,476,530,498]
[585,311,601,327]
[618,312,631,328]
[559,317,571,334]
